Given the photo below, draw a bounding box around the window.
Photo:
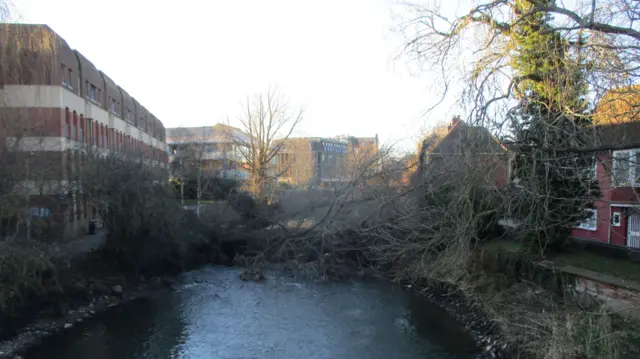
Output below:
[61,64,73,89]
[67,69,73,89]
[79,115,84,142]
[77,77,81,95]
[110,97,117,113]
[612,149,640,187]
[576,209,597,231]
[612,212,622,227]
[87,120,92,146]
[89,84,96,101]
[61,64,69,86]
[65,108,71,138]
[72,111,78,139]
[97,89,102,104]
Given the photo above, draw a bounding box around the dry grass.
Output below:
[455,264,639,359]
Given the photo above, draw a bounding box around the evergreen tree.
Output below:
[509,0,599,255]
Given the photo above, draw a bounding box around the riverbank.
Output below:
[0,243,219,358]
[399,246,640,359]
[408,279,514,359]
[4,234,638,359]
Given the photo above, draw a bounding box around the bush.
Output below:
[89,157,214,273]
[0,242,56,313]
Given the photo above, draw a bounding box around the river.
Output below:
[23,267,479,359]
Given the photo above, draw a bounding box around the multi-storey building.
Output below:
[276,135,379,187]
[0,24,168,240]
[166,124,249,181]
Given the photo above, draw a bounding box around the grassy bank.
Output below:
[416,245,640,359]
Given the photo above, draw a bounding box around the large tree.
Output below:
[506,0,599,254]
[227,88,303,202]
[399,0,640,129]
[398,0,628,254]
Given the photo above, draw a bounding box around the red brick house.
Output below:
[572,121,640,249]
[418,117,510,189]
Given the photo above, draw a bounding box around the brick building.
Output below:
[276,135,379,187]
[571,121,640,249]
[0,24,168,240]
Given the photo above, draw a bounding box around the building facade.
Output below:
[166,124,249,181]
[277,135,379,187]
[571,121,640,249]
[0,24,168,240]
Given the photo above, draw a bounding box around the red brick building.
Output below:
[571,121,640,249]
[0,24,168,240]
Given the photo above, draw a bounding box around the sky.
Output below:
[10,0,463,152]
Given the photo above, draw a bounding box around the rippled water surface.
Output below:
[24,267,478,359]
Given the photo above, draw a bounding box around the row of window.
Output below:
[60,62,164,142]
[549,150,640,188]
[64,108,167,163]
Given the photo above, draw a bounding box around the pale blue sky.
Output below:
[11,0,462,151]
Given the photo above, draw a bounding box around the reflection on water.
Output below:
[24,267,477,359]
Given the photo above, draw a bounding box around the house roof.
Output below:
[595,120,640,150]
[430,120,507,155]
[592,85,640,150]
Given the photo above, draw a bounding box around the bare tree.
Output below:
[226,88,303,202]
[167,127,220,215]
[398,0,640,129]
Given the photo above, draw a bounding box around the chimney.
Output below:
[448,115,461,130]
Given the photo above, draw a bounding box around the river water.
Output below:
[23,267,478,359]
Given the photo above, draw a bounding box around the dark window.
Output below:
[61,63,68,86]
[87,120,92,146]
[79,115,84,142]
[89,85,96,101]
[72,112,78,139]
[65,108,71,138]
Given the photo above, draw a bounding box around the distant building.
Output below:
[166,124,249,181]
[276,135,379,187]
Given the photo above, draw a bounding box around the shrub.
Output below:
[0,241,56,313]
[88,156,212,273]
